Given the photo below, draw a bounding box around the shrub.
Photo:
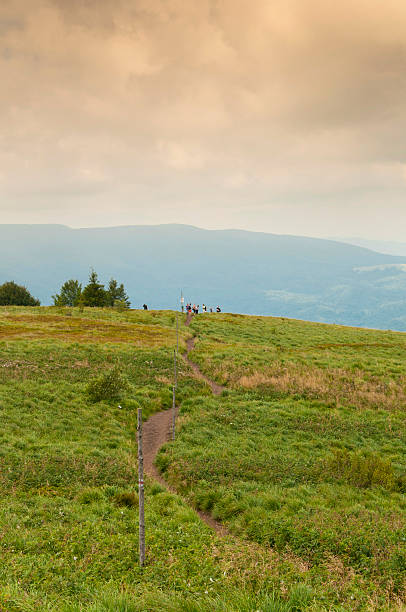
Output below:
[0,281,40,306]
[325,448,396,490]
[77,487,104,504]
[85,367,129,403]
[114,491,138,507]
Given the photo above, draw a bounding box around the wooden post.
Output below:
[174,348,177,388]
[172,383,176,441]
[137,408,145,567]
[176,311,179,354]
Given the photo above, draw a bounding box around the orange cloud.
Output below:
[0,0,405,236]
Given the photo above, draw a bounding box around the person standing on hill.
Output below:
[216,305,221,313]
[143,303,148,310]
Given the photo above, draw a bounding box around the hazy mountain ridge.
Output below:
[1,224,406,330]
[331,236,406,257]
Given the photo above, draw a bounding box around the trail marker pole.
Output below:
[176,311,179,354]
[172,348,177,440]
[137,408,145,567]
[172,383,176,440]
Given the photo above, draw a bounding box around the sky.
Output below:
[0,0,406,240]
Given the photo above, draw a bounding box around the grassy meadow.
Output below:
[161,313,406,609]
[0,306,405,610]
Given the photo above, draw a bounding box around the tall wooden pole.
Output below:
[176,311,179,355]
[137,408,145,567]
[172,383,176,440]
[172,348,177,440]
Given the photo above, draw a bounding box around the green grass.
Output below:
[158,313,406,609]
[188,313,406,411]
[0,307,405,610]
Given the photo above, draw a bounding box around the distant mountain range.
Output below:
[331,237,406,257]
[1,224,406,330]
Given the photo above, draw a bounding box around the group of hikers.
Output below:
[142,303,221,313]
[185,303,221,314]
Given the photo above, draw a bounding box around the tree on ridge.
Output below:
[0,281,40,306]
[80,270,107,307]
[106,278,131,309]
[52,279,82,307]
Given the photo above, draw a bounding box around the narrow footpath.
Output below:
[142,311,226,535]
[183,312,224,396]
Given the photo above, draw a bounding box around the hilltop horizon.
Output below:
[1,223,406,330]
[3,221,405,252]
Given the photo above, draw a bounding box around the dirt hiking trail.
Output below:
[184,312,224,395]
[142,311,227,535]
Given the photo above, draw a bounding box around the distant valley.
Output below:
[1,223,406,330]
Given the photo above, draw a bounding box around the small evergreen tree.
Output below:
[52,279,82,306]
[0,281,40,306]
[81,270,107,307]
[106,278,131,308]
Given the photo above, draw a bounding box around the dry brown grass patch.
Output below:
[235,363,406,411]
[0,313,174,347]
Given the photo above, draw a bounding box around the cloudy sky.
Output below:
[1,0,406,239]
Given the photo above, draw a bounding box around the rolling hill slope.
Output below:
[0,306,405,610]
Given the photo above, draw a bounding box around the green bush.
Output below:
[0,281,40,306]
[113,491,138,507]
[76,487,105,504]
[85,367,129,403]
[325,448,396,490]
